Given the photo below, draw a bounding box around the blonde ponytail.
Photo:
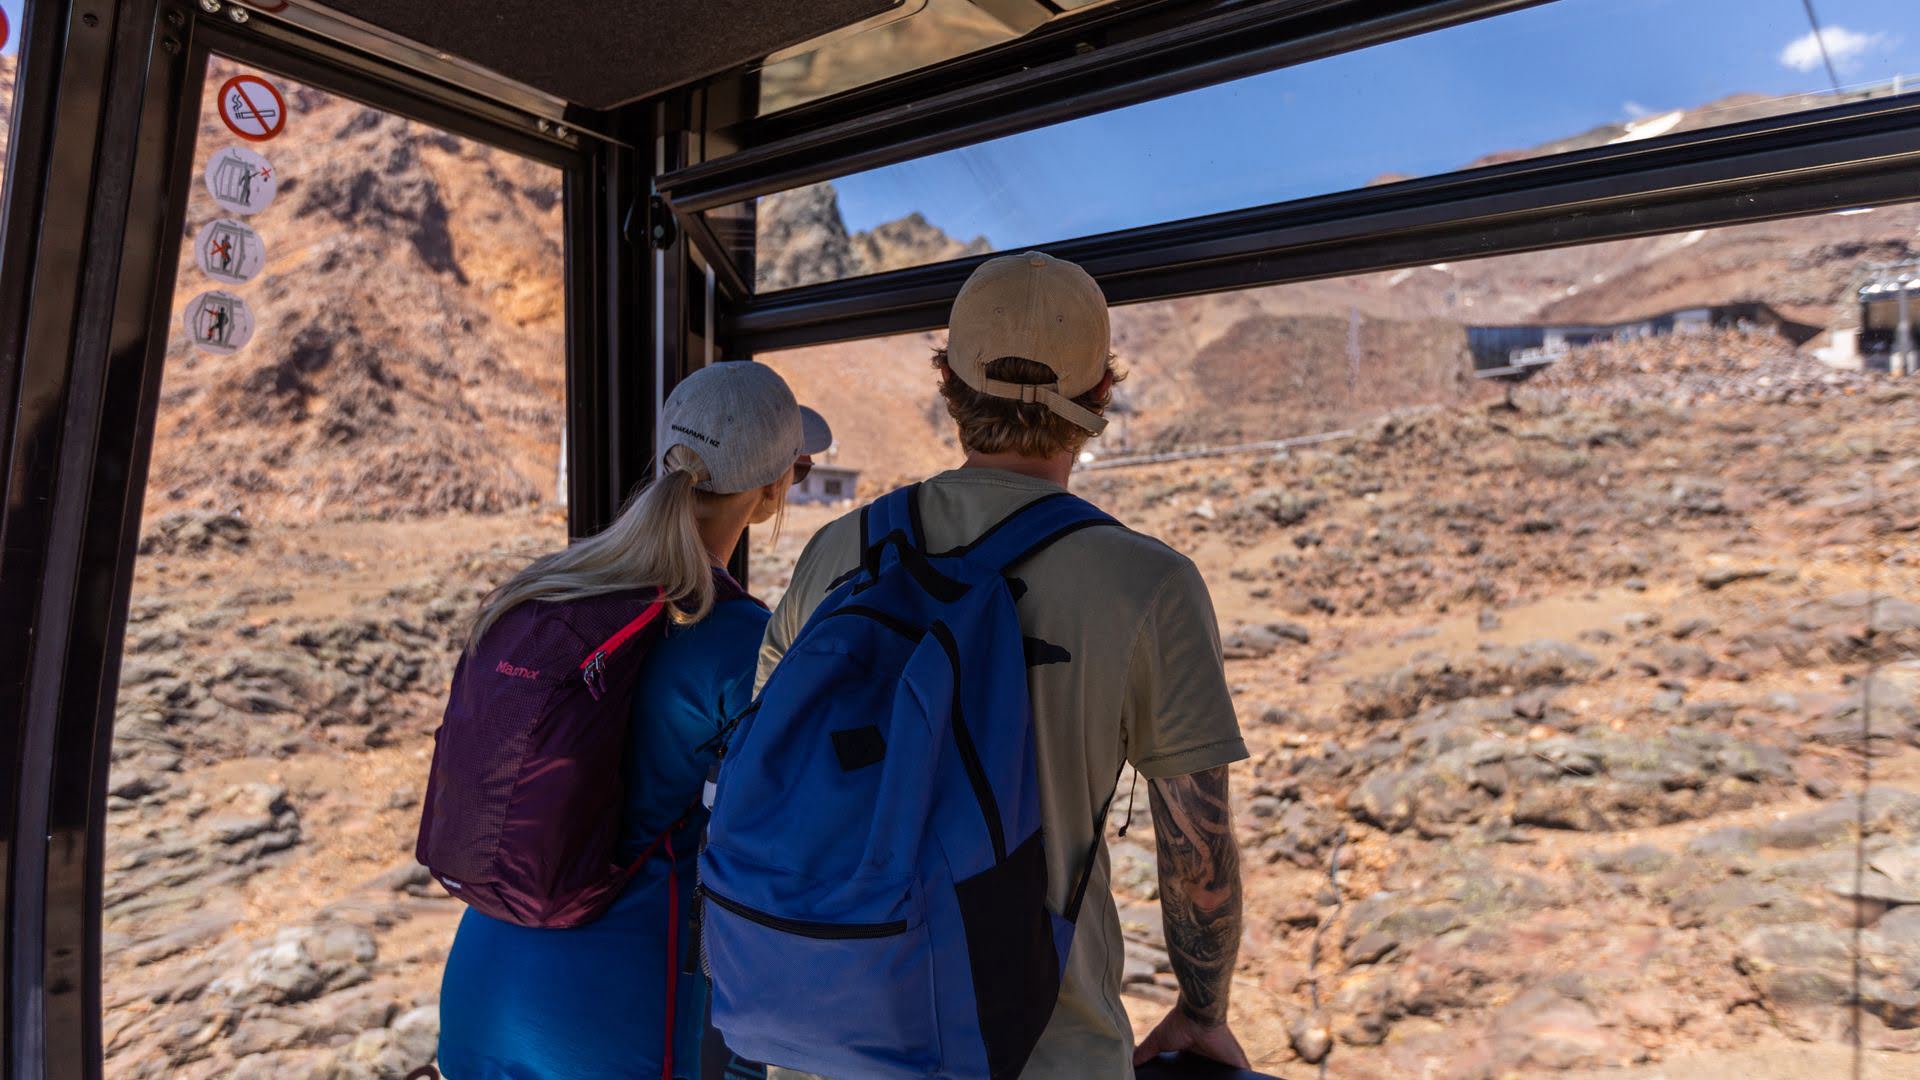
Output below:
[467,445,720,648]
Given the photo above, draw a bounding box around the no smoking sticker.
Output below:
[195,217,268,284]
[218,74,288,142]
[184,290,256,355]
[204,146,278,215]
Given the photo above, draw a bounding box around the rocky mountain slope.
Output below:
[148,60,567,524]
[755,87,1919,478]
[1074,370,1920,1078]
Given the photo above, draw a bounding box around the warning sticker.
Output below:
[195,218,268,285]
[218,74,288,143]
[204,146,278,216]
[184,290,256,355]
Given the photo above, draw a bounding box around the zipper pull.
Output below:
[583,652,607,699]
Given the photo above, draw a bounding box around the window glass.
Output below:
[754,0,1018,116]
[737,0,1920,291]
[751,0,1136,116]
[105,56,566,1077]
[758,203,1918,1074]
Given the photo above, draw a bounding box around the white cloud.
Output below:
[1623,101,1651,119]
[1779,26,1887,73]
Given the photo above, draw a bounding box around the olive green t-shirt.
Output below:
[756,468,1247,1079]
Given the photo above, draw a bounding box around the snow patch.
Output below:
[1608,110,1684,144]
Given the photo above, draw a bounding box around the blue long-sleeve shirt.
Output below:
[438,597,767,1080]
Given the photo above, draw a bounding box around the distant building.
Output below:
[791,462,859,505]
[1467,301,1822,374]
[1858,264,1917,376]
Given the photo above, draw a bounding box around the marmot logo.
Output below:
[495,660,540,680]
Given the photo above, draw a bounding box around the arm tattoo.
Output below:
[1148,765,1242,1028]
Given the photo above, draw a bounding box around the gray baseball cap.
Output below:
[660,362,832,493]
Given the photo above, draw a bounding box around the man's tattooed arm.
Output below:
[1147,764,1242,1027]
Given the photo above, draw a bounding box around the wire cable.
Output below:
[1800,0,1845,95]
[1850,456,1881,1080]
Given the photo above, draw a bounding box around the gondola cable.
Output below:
[1850,459,1882,1080]
[1799,0,1846,96]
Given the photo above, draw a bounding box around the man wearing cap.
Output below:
[758,252,1250,1076]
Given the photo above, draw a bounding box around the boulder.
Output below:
[1221,621,1310,659]
[212,923,377,1006]
[1344,640,1598,723]
[1238,488,1325,528]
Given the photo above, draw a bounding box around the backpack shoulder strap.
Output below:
[945,491,1120,574]
[853,484,970,602]
[862,483,924,553]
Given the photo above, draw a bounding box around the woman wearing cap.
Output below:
[437,363,831,1080]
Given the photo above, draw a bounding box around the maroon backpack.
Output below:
[416,574,749,928]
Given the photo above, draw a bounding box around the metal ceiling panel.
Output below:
[313,0,903,108]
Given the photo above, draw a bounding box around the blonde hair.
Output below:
[932,351,1123,458]
[467,444,728,647]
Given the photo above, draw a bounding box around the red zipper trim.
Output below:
[579,598,667,671]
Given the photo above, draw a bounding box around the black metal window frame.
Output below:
[722,90,1920,353]
[0,5,647,1078]
[650,0,1920,355]
[666,0,1557,213]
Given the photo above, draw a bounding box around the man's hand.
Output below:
[1133,1005,1251,1068]
[1136,764,1246,1067]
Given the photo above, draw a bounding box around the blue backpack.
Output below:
[701,484,1120,1079]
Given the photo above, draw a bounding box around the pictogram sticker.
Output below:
[204,146,278,215]
[195,217,268,285]
[184,290,256,355]
[218,74,288,142]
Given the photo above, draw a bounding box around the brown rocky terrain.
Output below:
[757,178,1919,484]
[1076,371,1920,1078]
[105,342,1920,1079]
[5,53,1919,1080]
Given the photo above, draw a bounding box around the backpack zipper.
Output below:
[578,598,666,699]
[702,886,907,939]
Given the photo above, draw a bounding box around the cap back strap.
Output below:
[979,377,1110,436]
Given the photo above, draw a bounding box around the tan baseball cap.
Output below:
[946,251,1111,435]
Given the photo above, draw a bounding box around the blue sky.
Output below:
[828,0,1918,248]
